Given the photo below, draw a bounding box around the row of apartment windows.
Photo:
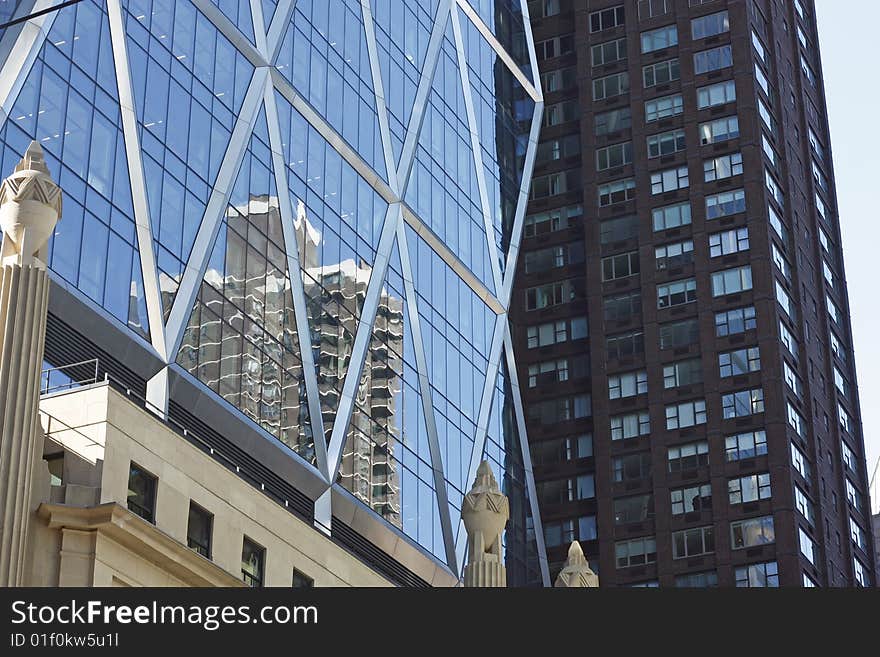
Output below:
[615,514,775,568]
[125,463,314,588]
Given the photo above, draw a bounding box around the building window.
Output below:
[711,265,752,297]
[608,370,648,399]
[241,537,265,588]
[531,435,593,465]
[614,494,654,525]
[735,562,778,587]
[615,537,657,568]
[650,166,689,194]
[663,358,702,389]
[715,306,756,337]
[187,502,213,559]
[647,128,686,158]
[704,152,743,181]
[598,178,636,207]
[728,473,772,504]
[705,188,745,219]
[783,361,802,398]
[841,441,857,472]
[527,320,566,348]
[530,169,580,199]
[590,5,625,33]
[850,517,867,552]
[592,37,627,66]
[694,44,733,74]
[607,329,645,359]
[538,475,596,505]
[665,399,707,430]
[524,204,582,237]
[536,34,576,60]
[526,280,580,310]
[657,278,696,309]
[610,411,651,440]
[602,250,640,281]
[604,291,642,322]
[541,66,577,93]
[659,318,699,350]
[613,452,652,483]
[787,402,804,436]
[709,227,749,257]
[593,72,630,100]
[791,442,811,480]
[643,59,680,88]
[597,142,633,170]
[697,80,736,109]
[675,571,718,588]
[724,430,767,461]
[544,516,598,547]
[638,0,669,20]
[291,569,314,588]
[667,441,709,473]
[795,486,814,525]
[595,108,632,136]
[127,463,157,524]
[854,558,870,587]
[670,484,711,515]
[691,10,729,39]
[718,347,760,377]
[731,516,775,549]
[536,134,581,164]
[600,214,639,243]
[799,528,815,564]
[672,526,714,559]
[722,388,764,418]
[652,201,691,231]
[529,358,574,387]
[700,116,739,145]
[641,25,678,53]
[645,94,683,122]
[528,395,592,425]
[655,239,694,270]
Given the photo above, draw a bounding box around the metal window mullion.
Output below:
[248,0,269,60]
[395,0,452,191]
[0,0,56,135]
[503,325,550,587]
[395,219,457,572]
[450,6,502,296]
[455,311,506,559]
[263,75,330,482]
[164,68,268,361]
[189,0,266,69]
[266,0,296,62]
[325,203,401,481]
[500,100,544,307]
[455,0,540,104]
[107,0,166,361]
[517,0,543,102]
[360,0,400,196]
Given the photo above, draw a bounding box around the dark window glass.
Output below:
[127,463,156,523]
[293,569,314,588]
[242,537,265,588]
[187,502,213,559]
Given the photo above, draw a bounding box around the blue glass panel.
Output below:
[176,103,316,464]
[124,0,254,318]
[464,0,533,83]
[0,0,149,340]
[210,0,255,44]
[403,20,495,294]
[339,236,446,561]
[460,12,535,277]
[275,88,389,442]
[261,0,278,29]
[273,0,387,182]
[372,0,439,164]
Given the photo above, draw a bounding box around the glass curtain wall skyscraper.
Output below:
[0,0,548,585]
[516,0,876,587]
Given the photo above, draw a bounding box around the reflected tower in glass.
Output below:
[0,0,547,584]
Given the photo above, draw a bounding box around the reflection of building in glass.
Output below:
[0,0,545,585]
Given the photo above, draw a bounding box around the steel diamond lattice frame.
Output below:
[0,0,548,584]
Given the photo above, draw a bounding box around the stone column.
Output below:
[554,540,599,587]
[461,460,509,587]
[0,142,62,586]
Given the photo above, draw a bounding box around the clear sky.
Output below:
[814,2,880,484]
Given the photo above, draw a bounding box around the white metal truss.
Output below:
[0,0,547,584]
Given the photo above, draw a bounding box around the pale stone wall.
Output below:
[33,383,393,587]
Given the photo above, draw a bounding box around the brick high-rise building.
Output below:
[515,0,876,586]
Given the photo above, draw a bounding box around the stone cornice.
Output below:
[37,502,244,587]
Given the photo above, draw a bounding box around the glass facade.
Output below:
[1,0,545,583]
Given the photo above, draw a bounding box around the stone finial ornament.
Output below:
[0,141,62,266]
[554,540,599,588]
[461,460,509,587]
